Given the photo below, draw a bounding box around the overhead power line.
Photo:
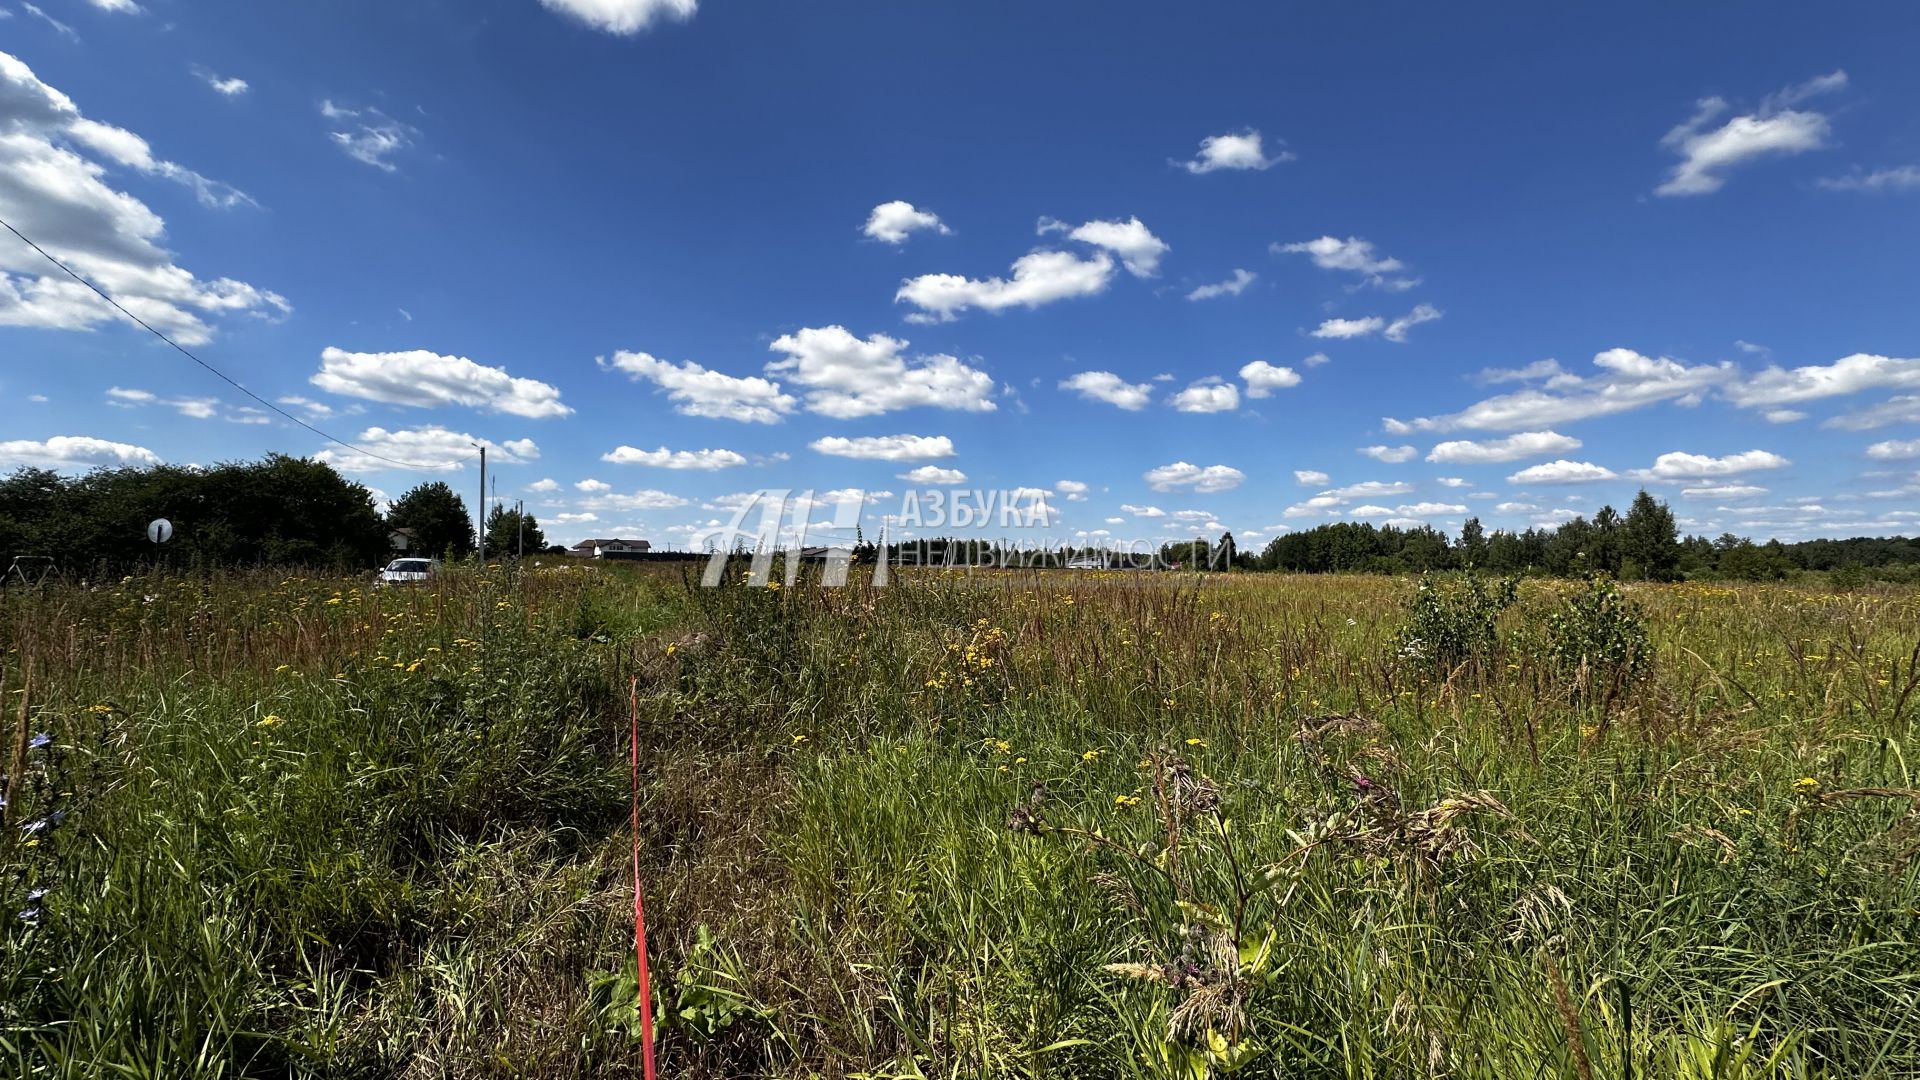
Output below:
[0,214,476,471]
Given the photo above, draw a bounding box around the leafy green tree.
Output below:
[1621,489,1680,580]
[388,482,475,559]
[1215,531,1237,570]
[1717,539,1791,581]
[1545,517,1591,576]
[485,504,546,558]
[1458,517,1488,568]
[0,456,384,573]
[1589,505,1623,576]
[1160,538,1211,569]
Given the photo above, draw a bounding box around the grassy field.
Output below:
[3,564,1918,1078]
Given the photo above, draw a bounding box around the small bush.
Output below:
[1545,575,1652,698]
[1394,570,1519,675]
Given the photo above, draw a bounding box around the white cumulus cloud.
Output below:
[1176,130,1291,174]
[1507,460,1618,484]
[1866,439,1920,461]
[1383,303,1442,342]
[312,347,570,418]
[1324,480,1415,499]
[1239,360,1300,398]
[765,325,995,418]
[315,427,537,473]
[1186,269,1256,301]
[898,465,967,485]
[862,200,950,244]
[320,99,418,173]
[1817,166,1920,193]
[1294,470,1329,486]
[897,249,1113,322]
[1385,348,1733,433]
[1144,462,1245,493]
[1275,235,1416,289]
[1826,395,1920,431]
[1060,371,1152,410]
[1171,379,1239,414]
[537,0,697,34]
[599,350,795,423]
[1426,431,1582,464]
[0,434,159,469]
[1359,445,1416,463]
[1656,71,1845,196]
[0,51,283,345]
[579,488,688,512]
[809,434,955,461]
[1725,353,1920,408]
[602,446,747,470]
[1061,217,1169,277]
[201,72,248,97]
[896,216,1164,320]
[1631,449,1789,480]
[1311,316,1385,340]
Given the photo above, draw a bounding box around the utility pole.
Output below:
[476,444,487,564]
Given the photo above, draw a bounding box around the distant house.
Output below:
[389,527,416,552]
[569,538,652,559]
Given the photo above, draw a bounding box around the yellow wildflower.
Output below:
[257,714,284,728]
[1115,794,1142,808]
[1185,737,1207,748]
[1081,749,1101,762]
[1792,776,1820,796]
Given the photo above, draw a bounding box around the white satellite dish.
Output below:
[147,518,173,544]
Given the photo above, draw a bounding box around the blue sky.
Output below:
[4,0,1920,551]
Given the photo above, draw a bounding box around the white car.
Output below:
[377,557,440,586]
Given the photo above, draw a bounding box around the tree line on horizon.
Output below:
[3,458,1918,582]
[0,458,551,577]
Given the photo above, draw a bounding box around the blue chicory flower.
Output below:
[19,810,66,836]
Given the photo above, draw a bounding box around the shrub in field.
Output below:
[1393,570,1518,675]
[1545,575,1652,698]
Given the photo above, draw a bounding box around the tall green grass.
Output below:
[3,566,1917,1077]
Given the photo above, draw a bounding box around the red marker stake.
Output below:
[629,677,658,1080]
